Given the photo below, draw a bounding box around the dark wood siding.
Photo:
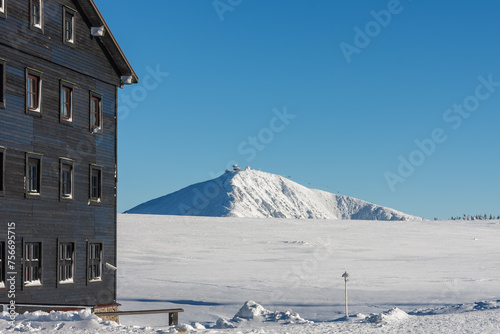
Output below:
[0,0,120,306]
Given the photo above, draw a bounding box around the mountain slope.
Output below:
[125,167,422,220]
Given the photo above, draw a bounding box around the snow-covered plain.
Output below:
[2,214,500,333]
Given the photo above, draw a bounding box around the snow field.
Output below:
[116,215,500,330]
[2,215,499,333]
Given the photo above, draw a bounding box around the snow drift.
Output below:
[125,167,422,220]
[215,300,310,329]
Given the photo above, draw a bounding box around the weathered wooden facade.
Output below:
[0,0,137,310]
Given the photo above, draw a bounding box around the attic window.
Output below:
[30,0,43,30]
[63,7,76,44]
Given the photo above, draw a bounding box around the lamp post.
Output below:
[342,271,350,319]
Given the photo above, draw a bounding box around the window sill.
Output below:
[29,24,43,33]
[88,278,102,283]
[90,127,103,135]
[60,118,74,126]
[88,199,102,206]
[60,195,73,201]
[26,109,42,118]
[63,40,76,48]
[24,280,42,287]
[58,279,74,285]
[26,192,41,199]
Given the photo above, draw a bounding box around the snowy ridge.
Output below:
[126,167,422,220]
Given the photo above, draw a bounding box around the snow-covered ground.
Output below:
[2,214,500,333]
[126,168,422,221]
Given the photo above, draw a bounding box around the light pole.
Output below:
[342,271,350,319]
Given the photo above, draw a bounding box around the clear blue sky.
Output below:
[94,0,500,220]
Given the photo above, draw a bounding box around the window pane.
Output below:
[32,243,39,260]
[61,86,71,119]
[25,242,41,284]
[91,97,100,128]
[28,158,40,193]
[61,164,72,197]
[91,168,101,200]
[64,14,73,42]
[32,1,40,26]
[88,243,102,280]
[27,75,38,110]
[59,243,74,282]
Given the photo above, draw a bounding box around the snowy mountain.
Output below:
[125,167,422,220]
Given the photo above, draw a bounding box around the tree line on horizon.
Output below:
[448,214,500,221]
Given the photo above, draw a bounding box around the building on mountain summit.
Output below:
[0,0,137,314]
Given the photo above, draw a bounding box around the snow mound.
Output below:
[0,310,119,332]
[411,299,500,316]
[126,168,422,221]
[0,310,180,333]
[215,301,310,328]
[364,307,409,325]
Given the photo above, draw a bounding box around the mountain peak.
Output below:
[125,167,422,221]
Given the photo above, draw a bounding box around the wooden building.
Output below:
[0,0,137,312]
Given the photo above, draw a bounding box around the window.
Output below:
[0,147,5,196]
[0,0,6,18]
[30,0,43,30]
[25,68,42,115]
[90,165,102,202]
[89,92,102,133]
[59,81,74,123]
[60,159,74,199]
[27,75,38,110]
[58,241,74,284]
[63,7,75,44]
[0,58,5,108]
[25,153,42,197]
[0,241,4,288]
[87,242,102,282]
[24,242,42,286]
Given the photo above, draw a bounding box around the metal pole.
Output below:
[342,271,349,319]
[345,278,348,317]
